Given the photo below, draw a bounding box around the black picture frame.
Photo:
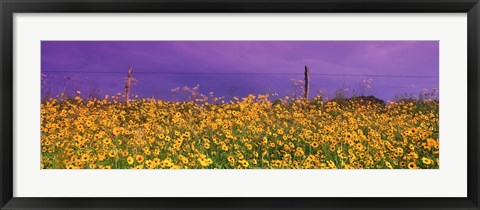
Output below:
[1,0,479,209]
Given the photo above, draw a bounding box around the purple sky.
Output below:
[41,41,439,101]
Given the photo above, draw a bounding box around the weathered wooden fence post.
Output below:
[124,67,133,103]
[304,65,310,99]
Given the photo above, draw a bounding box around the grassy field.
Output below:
[41,94,439,169]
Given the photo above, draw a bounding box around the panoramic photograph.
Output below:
[40,41,439,169]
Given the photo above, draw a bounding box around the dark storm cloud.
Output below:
[41,41,439,101]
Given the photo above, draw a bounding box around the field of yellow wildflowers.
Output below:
[41,94,439,169]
